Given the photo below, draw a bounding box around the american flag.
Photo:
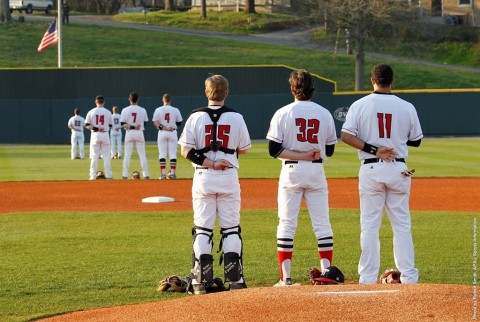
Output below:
[37,19,58,52]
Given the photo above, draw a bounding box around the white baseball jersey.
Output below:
[341,93,423,160]
[85,107,112,133]
[152,104,183,129]
[68,115,85,134]
[110,113,122,134]
[120,104,149,141]
[266,100,337,160]
[179,106,251,169]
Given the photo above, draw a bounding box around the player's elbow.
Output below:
[180,146,191,158]
[268,140,284,158]
[325,144,335,157]
[406,139,422,147]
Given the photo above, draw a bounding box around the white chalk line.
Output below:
[315,290,400,295]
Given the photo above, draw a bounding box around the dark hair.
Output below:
[74,108,80,115]
[129,92,139,103]
[163,93,171,103]
[95,95,105,104]
[371,64,394,87]
[289,69,315,100]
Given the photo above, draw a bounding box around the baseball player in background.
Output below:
[266,69,337,287]
[67,107,85,160]
[152,94,183,180]
[110,106,122,159]
[178,75,251,295]
[85,96,113,180]
[341,64,423,284]
[120,92,150,180]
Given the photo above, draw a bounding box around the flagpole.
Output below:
[57,0,62,67]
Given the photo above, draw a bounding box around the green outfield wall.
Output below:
[0,66,478,144]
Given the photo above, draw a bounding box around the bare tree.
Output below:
[165,0,174,11]
[200,0,206,19]
[320,0,419,90]
[245,0,256,14]
[0,0,13,23]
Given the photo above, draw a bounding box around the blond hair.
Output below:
[205,75,228,102]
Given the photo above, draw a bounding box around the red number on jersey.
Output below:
[114,118,119,125]
[377,113,392,138]
[205,125,231,148]
[95,115,105,125]
[132,113,137,123]
[295,118,319,144]
[164,113,170,123]
[74,120,81,127]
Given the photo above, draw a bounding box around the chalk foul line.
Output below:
[315,290,400,295]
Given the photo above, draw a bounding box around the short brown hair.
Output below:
[163,93,171,103]
[371,64,394,87]
[289,69,315,101]
[95,95,105,104]
[205,75,228,102]
[129,92,139,103]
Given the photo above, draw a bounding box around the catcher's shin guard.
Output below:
[195,254,214,283]
[224,252,243,282]
[218,225,244,282]
[192,226,214,283]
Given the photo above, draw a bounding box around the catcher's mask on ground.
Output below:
[317,266,345,284]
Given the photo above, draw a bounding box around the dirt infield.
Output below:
[2,178,479,214]
[2,178,478,321]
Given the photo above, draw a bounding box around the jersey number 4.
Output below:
[295,118,319,144]
[377,113,392,138]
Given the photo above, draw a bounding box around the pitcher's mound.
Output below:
[42,284,472,321]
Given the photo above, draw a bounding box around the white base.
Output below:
[142,196,174,203]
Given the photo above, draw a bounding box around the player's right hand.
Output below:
[377,147,398,162]
[305,149,321,161]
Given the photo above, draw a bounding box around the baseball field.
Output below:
[1,138,479,321]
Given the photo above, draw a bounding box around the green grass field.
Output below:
[0,139,479,181]
[0,138,479,321]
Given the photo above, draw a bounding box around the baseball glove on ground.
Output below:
[378,269,401,284]
[157,275,188,292]
[309,266,345,285]
[131,171,141,180]
[95,171,106,179]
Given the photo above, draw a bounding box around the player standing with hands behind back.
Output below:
[85,96,113,180]
[341,64,423,284]
[120,92,150,180]
[266,69,337,287]
[179,75,251,295]
[152,93,183,180]
[67,107,85,160]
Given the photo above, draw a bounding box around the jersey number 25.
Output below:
[205,124,230,148]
